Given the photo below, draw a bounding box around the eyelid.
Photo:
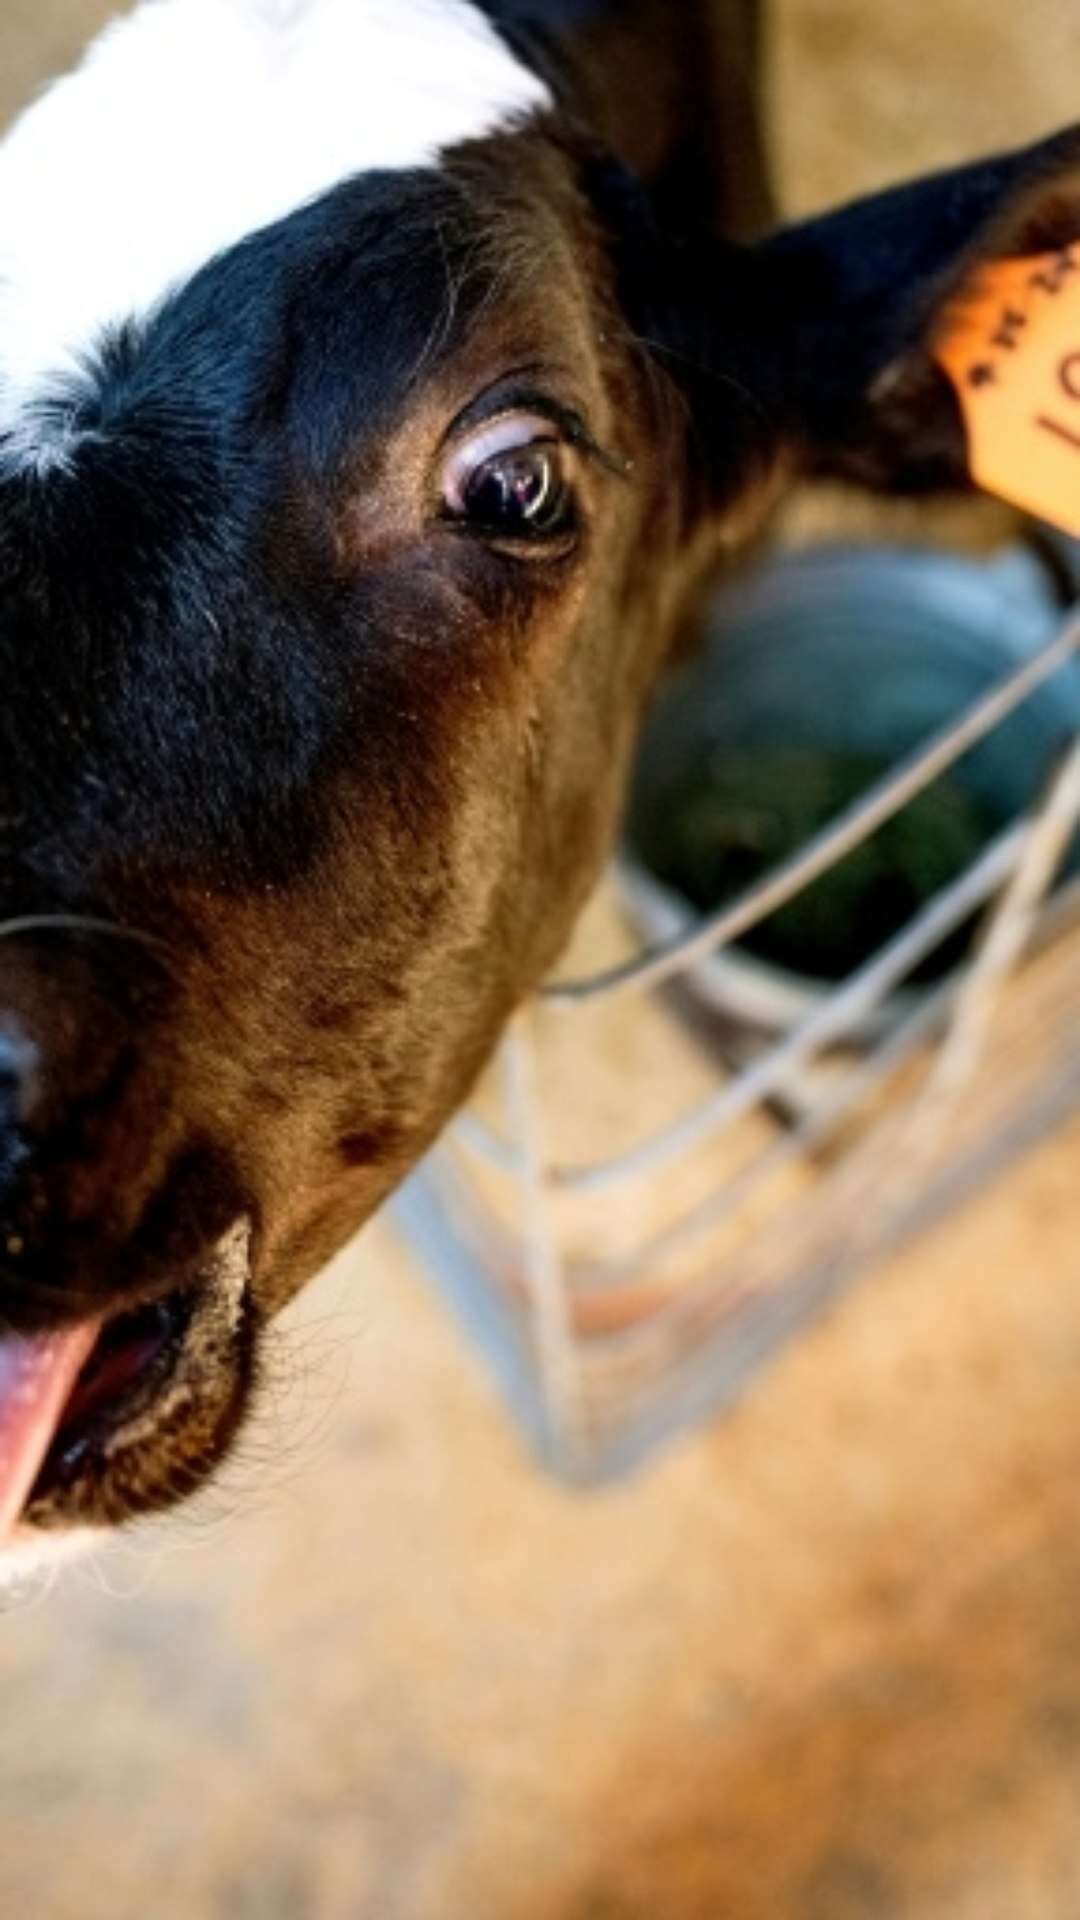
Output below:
[444,378,627,478]
[442,413,563,514]
[454,412,560,468]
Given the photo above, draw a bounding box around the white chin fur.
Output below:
[0,0,550,461]
[0,1525,108,1595]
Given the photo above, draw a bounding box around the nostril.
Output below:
[0,1027,38,1196]
[0,1026,40,1128]
[0,940,150,1140]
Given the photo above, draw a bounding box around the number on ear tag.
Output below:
[935,246,1080,535]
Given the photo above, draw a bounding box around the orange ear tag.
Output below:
[935,245,1080,535]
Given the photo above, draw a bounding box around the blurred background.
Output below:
[4,5,1080,1918]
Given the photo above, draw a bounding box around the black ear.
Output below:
[760,123,1080,495]
[619,125,1080,512]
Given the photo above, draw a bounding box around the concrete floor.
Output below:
[4,5,1080,1919]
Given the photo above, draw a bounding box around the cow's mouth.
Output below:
[28,1289,198,1504]
[0,1220,253,1548]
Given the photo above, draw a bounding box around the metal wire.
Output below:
[568,980,954,1292]
[872,734,1080,1217]
[547,817,1027,1195]
[498,1022,590,1473]
[544,609,1080,1007]
[406,596,1080,1483]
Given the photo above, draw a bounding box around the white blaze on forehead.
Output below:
[0,0,550,451]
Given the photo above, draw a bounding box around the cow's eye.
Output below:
[441,412,577,547]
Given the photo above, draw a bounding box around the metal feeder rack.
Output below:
[396,599,1080,1485]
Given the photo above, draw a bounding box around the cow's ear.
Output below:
[760,124,1080,496]
[618,125,1080,517]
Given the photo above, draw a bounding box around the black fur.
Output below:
[0,0,1077,1540]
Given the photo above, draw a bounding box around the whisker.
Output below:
[0,913,169,954]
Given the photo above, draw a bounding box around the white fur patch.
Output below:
[0,1525,106,1596]
[0,0,550,461]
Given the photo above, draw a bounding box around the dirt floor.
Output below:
[4,5,1080,1919]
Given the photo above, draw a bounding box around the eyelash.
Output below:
[442,374,623,477]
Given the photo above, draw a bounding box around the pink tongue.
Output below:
[0,1323,101,1545]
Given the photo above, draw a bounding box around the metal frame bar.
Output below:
[396,605,1080,1483]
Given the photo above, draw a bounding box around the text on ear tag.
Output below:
[935,246,1080,535]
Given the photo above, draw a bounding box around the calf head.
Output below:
[0,0,1076,1567]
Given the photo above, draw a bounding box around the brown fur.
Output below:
[6,23,1079,1545]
